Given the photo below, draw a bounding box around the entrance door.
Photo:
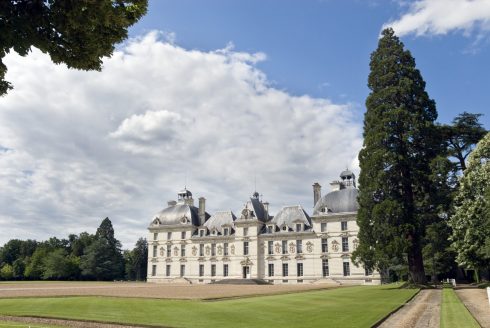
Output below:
[242,266,250,279]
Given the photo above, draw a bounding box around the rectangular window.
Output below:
[199,244,204,257]
[243,241,249,255]
[322,259,329,277]
[223,264,229,277]
[341,221,348,231]
[321,222,326,232]
[153,233,158,240]
[180,265,185,277]
[181,231,186,239]
[211,244,216,256]
[282,240,288,254]
[211,264,216,277]
[342,237,349,252]
[199,264,204,277]
[166,265,171,277]
[321,238,328,253]
[180,245,186,257]
[296,223,302,232]
[166,247,171,258]
[167,232,172,240]
[151,265,156,276]
[282,263,288,277]
[153,245,157,257]
[296,240,302,254]
[243,227,248,236]
[268,241,273,255]
[297,263,303,277]
[199,229,204,237]
[223,228,228,236]
[343,262,350,276]
[224,243,229,256]
[268,263,274,277]
[365,267,373,276]
[267,225,273,233]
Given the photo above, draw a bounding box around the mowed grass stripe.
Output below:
[0,285,418,328]
[440,288,480,328]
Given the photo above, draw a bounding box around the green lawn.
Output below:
[0,285,417,328]
[440,288,480,328]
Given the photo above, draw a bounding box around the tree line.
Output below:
[353,28,489,284]
[0,218,147,281]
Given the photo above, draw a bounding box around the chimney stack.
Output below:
[313,183,321,207]
[198,197,206,225]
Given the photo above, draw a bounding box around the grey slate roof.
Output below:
[204,211,237,232]
[150,204,204,226]
[313,188,359,215]
[270,205,311,228]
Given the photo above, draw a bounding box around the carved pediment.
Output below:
[165,258,172,262]
[179,258,187,262]
[266,256,276,261]
[210,257,217,262]
[151,258,158,262]
[295,255,305,260]
[280,255,290,261]
[222,256,230,262]
[152,218,161,226]
[198,257,206,262]
[240,257,254,266]
[320,254,330,260]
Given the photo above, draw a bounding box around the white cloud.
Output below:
[0,31,362,248]
[385,0,490,37]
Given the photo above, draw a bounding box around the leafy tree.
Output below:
[441,112,487,172]
[42,249,80,280]
[24,247,49,280]
[0,0,148,95]
[0,239,23,265]
[125,238,147,281]
[68,232,95,257]
[449,132,490,281]
[0,264,13,280]
[12,258,26,280]
[352,28,441,284]
[80,218,124,280]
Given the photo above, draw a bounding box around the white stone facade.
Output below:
[147,172,381,285]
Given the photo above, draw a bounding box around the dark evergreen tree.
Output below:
[352,28,441,284]
[80,218,124,280]
[441,112,487,173]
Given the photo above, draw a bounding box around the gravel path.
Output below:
[456,288,490,328]
[378,289,441,328]
[0,315,150,328]
[0,281,331,300]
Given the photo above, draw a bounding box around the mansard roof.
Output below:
[313,188,359,215]
[204,211,237,232]
[270,205,311,228]
[150,204,204,227]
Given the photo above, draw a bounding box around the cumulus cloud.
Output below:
[0,31,362,247]
[385,0,490,37]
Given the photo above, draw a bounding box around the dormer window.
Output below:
[267,225,274,234]
[296,224,302,232]
[282,225,288,232]
[212,229,217,235]
[199,229,205,237]
[223,228,229,236]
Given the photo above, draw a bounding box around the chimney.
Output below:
[167,200,177,207]
[198,197,206,225]
[313,183,321,206]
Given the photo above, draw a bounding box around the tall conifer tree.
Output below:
[352,28,439,284]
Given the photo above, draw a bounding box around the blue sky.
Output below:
[131,0,490,128]
[1,0,489,247]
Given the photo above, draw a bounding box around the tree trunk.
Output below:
[407,236,427,284]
